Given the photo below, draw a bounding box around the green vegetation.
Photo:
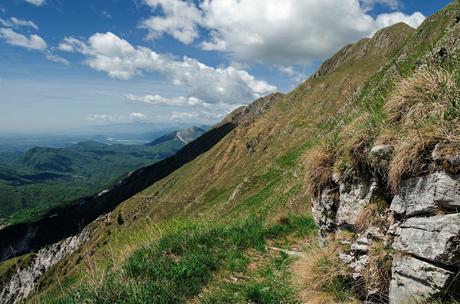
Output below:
[45,215,315,304]
[0,127,205,225]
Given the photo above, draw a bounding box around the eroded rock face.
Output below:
[389,255,455,304]
[0,229,90,304]
[390,171,460,216]
[337,179,378,227]
[393,214,460,265]
[312,188,338,237]
[311,168,460,304]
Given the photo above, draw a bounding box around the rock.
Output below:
[392,213,460,265]
[336,179,378,227]
[389,255,455,304]
[0,226,91,304]
[390,172,460,216]
[312,188,338,236]
[370,144,392,159]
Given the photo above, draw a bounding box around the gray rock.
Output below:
[0,228,90,304]
[390,172,460,216]
[389,255,455,304]
[370,144,392,159]
[312,188,338,234]
[336,179,378,227]
[392,213,460,265]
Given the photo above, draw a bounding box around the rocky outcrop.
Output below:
[312,147,460,303]
[390,172,460,216]
[0,224,91,304]
[389,255,456,304]
[337,179,379,228]
[392,214,460,265]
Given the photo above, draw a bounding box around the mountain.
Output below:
[1,2,460,304]
[147,127,206,147]
[0,127,204,226]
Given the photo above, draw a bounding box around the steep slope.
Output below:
[5,21,420,304]
[0,127,204,226]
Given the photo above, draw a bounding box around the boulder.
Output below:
[392,213,460,265]
[389,255,455,304]
[336,179,378,227]
[390,172,460,216]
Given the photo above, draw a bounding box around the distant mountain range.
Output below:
[0,126,205,225]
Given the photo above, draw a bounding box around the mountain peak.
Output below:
[313,22,415,78]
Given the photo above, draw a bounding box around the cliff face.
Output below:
[309,2,460,303]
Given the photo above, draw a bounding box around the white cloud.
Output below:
[59,32,276,105]
[26,0,46,7]
[0,28,47,50]
[170,110,224,123]
[129,112,147,121]
[374,11,425,29]
[10,17,39,29]
[359,0,400,12]
[140,0,425,65]
[46,53,70,65]
[124,93,207,107]
[0,17,38,29]
[86,114,118,123]
[141,0,202,44]
[275,65,306,83]
[86,112,149,123]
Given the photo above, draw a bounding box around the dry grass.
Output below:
[292,243,360,304]
[304,144,336,197]
[386,69,457,127]
[388,129,440,192]
[354,200,388,233]
[362,242,393,303]
[382,68,460,192]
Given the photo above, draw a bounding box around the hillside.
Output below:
[0,127,205,226]
[1,2,460,304]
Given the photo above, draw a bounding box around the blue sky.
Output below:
[0,0,452,133]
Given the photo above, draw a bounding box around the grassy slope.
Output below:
[30,2,460,300]
[0,128,204,225]
[21,22,419,304]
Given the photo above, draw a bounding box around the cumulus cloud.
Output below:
[124,93,207,107]
[141,0,425,65]
[26,0,46,7]
[374,11,425,29]
[0,28,47,50]
[59,32,276,105]
[141,0,202,44]
[129,112,147,121]
[0,17,38,29]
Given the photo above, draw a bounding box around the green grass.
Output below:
[45,215,315,304]
[0,134,204,225]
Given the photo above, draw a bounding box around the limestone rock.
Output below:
[336,179,378,227]
[312,188,338,235]
[0,229,90,304]
[392,213,460,265]
[389,255,455,304]
[390,172,460,216]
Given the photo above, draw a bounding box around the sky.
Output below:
[0,0,453,134]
